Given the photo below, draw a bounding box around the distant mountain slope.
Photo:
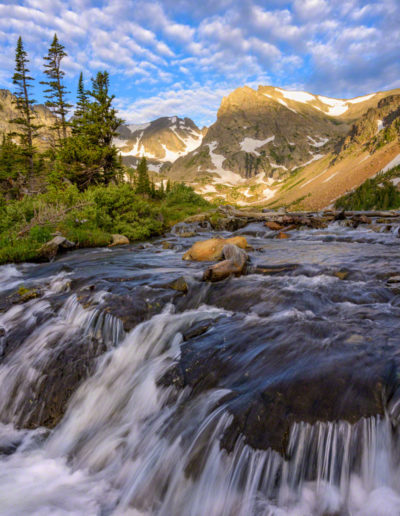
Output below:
[166,85,400,207]
[263,94,400,211]
[116,116,204,172]
[0,89,55,146]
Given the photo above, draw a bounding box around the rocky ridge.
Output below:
[165,86,400,208]
[0,89,56,147]
[116,116,205,173]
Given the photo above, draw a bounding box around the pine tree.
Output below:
[58,70,123,188]
[0,134,20,181]
[84,71,123,183]
[10,36,40,174]
[71,72,88,134]
[41,34,72,142]
[166,179,171,193]
[136,157,150,194]
[150,178,156,197]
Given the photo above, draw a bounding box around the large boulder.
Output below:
[38,236,75,260]
[109,234,130,247]
[203,244,248,282]
[182,236,248,261]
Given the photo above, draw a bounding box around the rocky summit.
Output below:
[115,116,205,173]
[118,85,400,210]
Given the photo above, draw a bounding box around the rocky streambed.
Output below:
[0,209,400,515]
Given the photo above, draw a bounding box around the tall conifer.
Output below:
[41,34,71,142]
[71,72,88,133]
[136,157,150,194]
[10,36,39,174]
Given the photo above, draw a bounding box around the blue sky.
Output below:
[0,0,399,127]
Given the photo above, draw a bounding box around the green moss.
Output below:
[17,285,39,301]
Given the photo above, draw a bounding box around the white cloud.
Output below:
[0,0,399,127]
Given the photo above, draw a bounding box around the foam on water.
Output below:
[0,264,24,292]
[0,219,400,514]
[16,308,400,514]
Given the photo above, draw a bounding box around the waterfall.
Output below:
[0,292,124,427]
[0,254,400,514]
[39,308,400,515]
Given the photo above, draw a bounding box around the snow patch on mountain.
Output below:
[207,142,244,184]
[269,162,287,170]
[317,96,349,116]
[295,154,325,169]
[127,123,150,132]
[277,89,315,103]
[308,136,329,147]
[239,136,275,154]
[348,94,376,104]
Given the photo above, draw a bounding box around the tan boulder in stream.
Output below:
[203,244,248,282]
[182,236,248,261]
[109,234,130,247]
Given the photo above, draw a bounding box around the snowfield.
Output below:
[206,142,244,185]
[239,136,275,154]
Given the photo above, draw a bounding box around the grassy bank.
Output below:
[0,182,210,265]
[335,165,400,211]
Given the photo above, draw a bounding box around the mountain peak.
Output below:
[116,115,204,171]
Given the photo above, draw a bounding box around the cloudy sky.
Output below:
[0,0,399,126]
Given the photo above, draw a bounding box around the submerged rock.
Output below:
[265,221,284,231]
[166,277,189,293]
[276,232,289,239]
[182,236,248,261]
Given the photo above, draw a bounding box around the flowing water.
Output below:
[0,219,400,515]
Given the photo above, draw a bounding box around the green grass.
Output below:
[0,182,211,264]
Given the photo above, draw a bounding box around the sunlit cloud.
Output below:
[0,0,398,126]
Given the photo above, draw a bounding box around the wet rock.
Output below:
[109,234,129,247]
[276,232,289,239]
[172,219,212,235]
[334,210,346,221]
[351,214,372,225]
[387,276,400,284]
[203,244,248,282]
[178,232,197,238]
[16,286,41,302]
[211,217,248,232]
[182,236,248,261]
[160,314,393,455]
[265,221,284,231]
[249,264,298,275]
[162,241,174,249]
[21,333,109,430]
[0,286,43,313]
[182,322,212,341]
[38,236,75,260]
[334,271,349,280]
[166,277,188,293]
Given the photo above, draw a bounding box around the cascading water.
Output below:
[0,218,400,515]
